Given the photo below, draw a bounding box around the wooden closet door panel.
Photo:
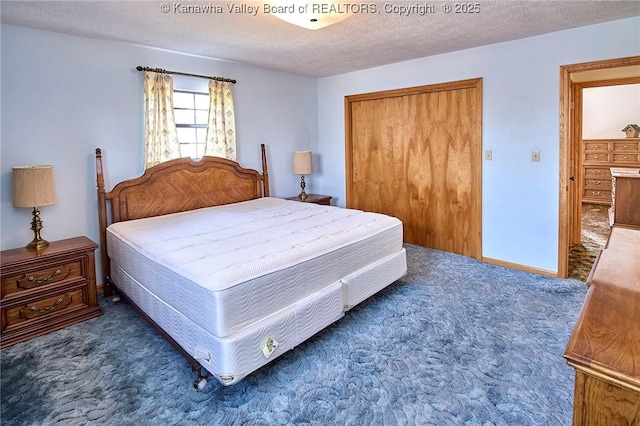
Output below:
[350,96,406,218]
[406,87,481,256]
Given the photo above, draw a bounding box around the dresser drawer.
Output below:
[1,286,89,333]
[584,178,612,190]
[584,152,610,162]
[1,259,84,299]
[612,140,639,152]
[612,153,639,163]
[584,141,609,151]
[583,189,611,202]
[584,167,611,178]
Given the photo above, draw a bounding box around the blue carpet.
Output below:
[1,245,587,425]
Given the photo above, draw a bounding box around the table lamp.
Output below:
[12,165,57,250]
[293,151,312,201]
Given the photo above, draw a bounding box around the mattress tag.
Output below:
[262,337,278,358]
[194,348,211,362]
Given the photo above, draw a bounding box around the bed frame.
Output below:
[95,144,269,388]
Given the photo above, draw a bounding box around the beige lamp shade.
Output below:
[12,165,57,208]
[293,151,313,175]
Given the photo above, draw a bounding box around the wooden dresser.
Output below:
[0,236,102,348]
[582,138,640,204]
[564,226,640,425]
[609,167,640,227]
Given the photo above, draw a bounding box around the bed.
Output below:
[95,144,407,389]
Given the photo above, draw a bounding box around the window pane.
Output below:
[173,92,194,109]
[177,127,196,144]
[195,94,209,109]
[180,143,197,158]
[194,143,206,158]
[195,110,209,125]
[196,128,207,143]
[174,109,195,125]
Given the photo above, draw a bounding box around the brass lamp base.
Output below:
[26,207,49,251]
[298,175,308,201]
[27,238,49,251]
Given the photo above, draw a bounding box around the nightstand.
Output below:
[285,194,332,205]
[0,236,102,348]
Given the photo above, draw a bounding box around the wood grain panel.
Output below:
[350,96,405,218]
[346,79,482,259]
[573,370,640,425]
[613,175,640,227]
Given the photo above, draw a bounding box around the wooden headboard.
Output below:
[95,144,269,293]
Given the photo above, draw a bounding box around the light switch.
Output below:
[484,150,492,161]
[532,150,540,162]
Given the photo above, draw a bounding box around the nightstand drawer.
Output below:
[1,260,84,299]
[2,286,89,333]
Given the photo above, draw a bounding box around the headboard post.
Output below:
[95,148,113,296]
[261,143,270,197]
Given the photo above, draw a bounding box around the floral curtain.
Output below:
[143,71,181,169]
[204,80,236,160]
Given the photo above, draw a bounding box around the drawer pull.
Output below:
[591,191,601,196]
[591,180,601,185]
[28,269,62,284]
[624,156,628,160]
[594,155,599,159]
[594,170,601,174]
[29,298,64,313]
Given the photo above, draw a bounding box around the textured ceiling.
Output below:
[2,1,639,77]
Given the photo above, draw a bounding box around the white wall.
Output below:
[317,17,640,273]
[3,18,639,279]
[583,84,640,138]
[1,25,318,281]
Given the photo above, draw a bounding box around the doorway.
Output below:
[558,56,640,279]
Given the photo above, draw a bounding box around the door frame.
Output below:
[558,55,640,278]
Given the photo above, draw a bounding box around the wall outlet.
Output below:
[531,150,540,162]
[484,149,492,161]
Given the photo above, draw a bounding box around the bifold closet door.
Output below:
[346,79,482,259]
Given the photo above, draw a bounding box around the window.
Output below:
[173,90,210,158]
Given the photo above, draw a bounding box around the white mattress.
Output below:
[107,197,404,339]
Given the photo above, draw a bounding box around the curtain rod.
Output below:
[136,66,236,84]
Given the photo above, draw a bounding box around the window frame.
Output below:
[173,89,209,159]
